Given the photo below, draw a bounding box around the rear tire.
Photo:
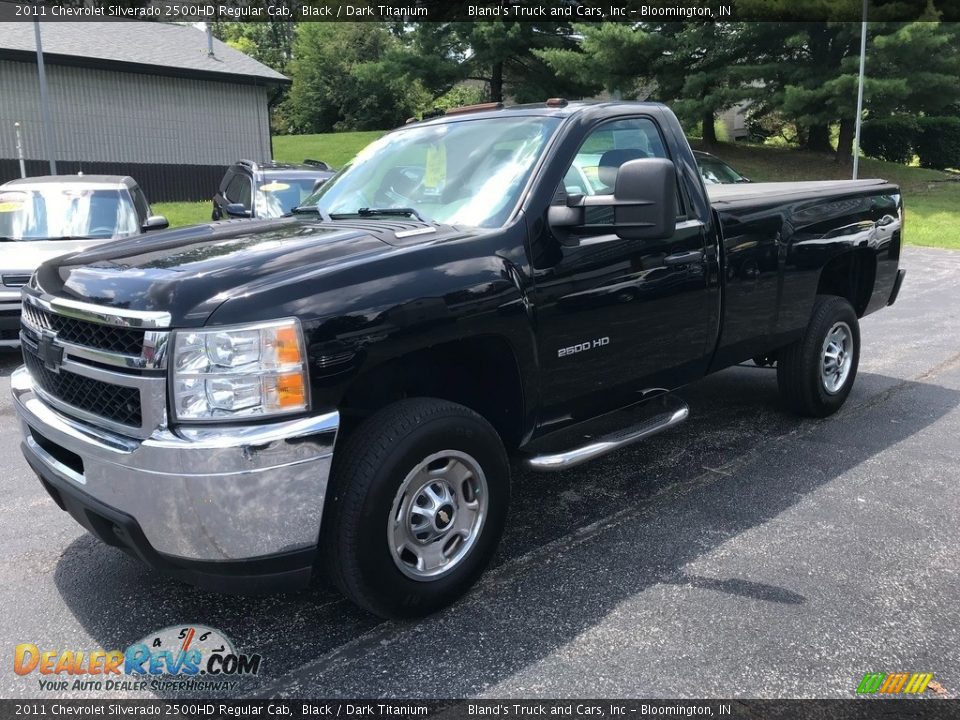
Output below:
[777,295,860,417]
[323,398,510,618]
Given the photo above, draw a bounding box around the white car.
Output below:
[0,174,168,347]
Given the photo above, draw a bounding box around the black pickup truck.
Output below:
[13,102,905,618]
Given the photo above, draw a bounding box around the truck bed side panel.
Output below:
[709,182,902,371]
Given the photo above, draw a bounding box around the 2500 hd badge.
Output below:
[558,336,610,357]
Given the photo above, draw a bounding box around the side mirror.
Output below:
[225,203,252,218]
[547,158,677,243]
[610,158,677,240]
[142,215,169,232]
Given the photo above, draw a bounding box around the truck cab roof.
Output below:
[407,100,670,127]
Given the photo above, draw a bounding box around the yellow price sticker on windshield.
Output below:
[424,143,446,189]
[260,182,291,192]
[0,201,23,212]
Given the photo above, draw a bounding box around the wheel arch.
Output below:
[816,248,877,317]
[337,334,528,449]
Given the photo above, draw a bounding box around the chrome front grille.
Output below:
[20,294,171,438]
[22,347,143,427]
[22,302,145,355]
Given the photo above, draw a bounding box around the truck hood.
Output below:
[31,217,447,326]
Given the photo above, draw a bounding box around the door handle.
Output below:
[663,250,704,266]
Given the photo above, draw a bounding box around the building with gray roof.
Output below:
[0,21,290,201]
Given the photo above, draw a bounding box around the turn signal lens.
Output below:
[272,372,307,409]
[274,325,302,365]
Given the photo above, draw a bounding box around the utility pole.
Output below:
[852,0,868,180]
[33,18,58,175]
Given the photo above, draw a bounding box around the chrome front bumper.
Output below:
[13,366,338,570]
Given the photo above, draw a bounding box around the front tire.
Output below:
[323,398,510,618]
[777,295,860,417]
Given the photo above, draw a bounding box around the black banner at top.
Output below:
[0,0,958,23]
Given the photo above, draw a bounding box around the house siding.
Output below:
[0,59,273,200]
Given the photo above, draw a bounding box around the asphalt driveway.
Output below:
[1,246,958,700]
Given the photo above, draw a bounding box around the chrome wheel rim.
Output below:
[388,450,488,581]
[821,321,853,394]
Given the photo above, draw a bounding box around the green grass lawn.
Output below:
[157,132,960,250]
[272,130,386,168]
[903,184,960,249]
[152,200,210,228]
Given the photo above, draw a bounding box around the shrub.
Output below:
[431,84,487,113]
[859,116,918,164]
[915,116,960,170]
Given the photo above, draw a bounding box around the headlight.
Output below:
[171,319,309,421]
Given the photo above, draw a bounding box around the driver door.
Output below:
[531,116,712,425]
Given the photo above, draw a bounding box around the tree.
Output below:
[868,21,960,116]
[212,20,295,75]
[537,22,751,144]
[735,3,960,162]
[410,21,595,105]
[282,23,431,133]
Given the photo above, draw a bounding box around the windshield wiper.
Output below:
[291,205,332,221]
[356,207,429,222]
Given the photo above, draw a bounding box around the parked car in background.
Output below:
[0,174,167,347]
[212,160,336,221]
[694,150,751,184]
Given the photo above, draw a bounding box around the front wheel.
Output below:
[777,295,860,417]
[322,398,510,618]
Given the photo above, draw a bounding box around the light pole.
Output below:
[852,0,868,180]
[33,17,58,175]
[15,122,26,178]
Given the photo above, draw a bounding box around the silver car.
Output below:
[0,175,168,347]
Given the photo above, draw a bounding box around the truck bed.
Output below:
[707,179,894,209]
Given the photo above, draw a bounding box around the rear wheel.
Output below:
[777,295,860,417]
[323,398,509,618]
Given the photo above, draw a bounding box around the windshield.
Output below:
[0,187,139,241]
[698,157,747,184]
[301,116,560,228]
[256,177,324,219]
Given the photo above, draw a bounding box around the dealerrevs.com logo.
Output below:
[14,625,262,693]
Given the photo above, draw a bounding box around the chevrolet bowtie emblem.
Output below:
[38,331,64,374]
[438,510,450,524]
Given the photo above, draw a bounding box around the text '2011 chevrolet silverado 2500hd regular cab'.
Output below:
[13,102,905,618]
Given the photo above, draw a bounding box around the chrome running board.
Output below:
[525,394,689,472]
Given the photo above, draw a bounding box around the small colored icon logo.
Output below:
[856,672,934,694]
